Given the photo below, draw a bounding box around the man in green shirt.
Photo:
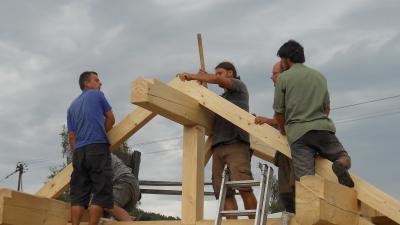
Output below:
[273,40,354,188]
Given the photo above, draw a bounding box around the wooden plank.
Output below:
[315,157,400,224]
[359,217,376,225]
[182,125,205,224]
[371,217,398,225]
[250,136,276,163]
[299,176,358,213]
[108,107,156,150]
[35,163,73,198]
[296,181,359,225]
[131,78,214,135]
[0,188,70,225]
[69,218,297,225]
[170,79,291,158]
[131,78,277,164]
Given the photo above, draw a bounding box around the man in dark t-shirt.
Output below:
[67,71,116,225]
[178,62,257,219]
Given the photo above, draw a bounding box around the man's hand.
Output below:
[254,116,278,127]
[255,116,269,125]
[177,73,193,81]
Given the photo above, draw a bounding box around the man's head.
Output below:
[215,61,239,79]
[277,40,305,69]
[271,61,284,85]
[79,71,102,91]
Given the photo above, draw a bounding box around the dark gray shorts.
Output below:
[113,178,140,213]
[70,143,113,209]
[290,130,350,181]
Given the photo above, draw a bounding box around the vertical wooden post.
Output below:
[182,125,205,224]
[197,33,205,71]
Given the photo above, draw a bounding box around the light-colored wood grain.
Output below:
[182,126,206,224]
[296,181,359,225]
[315,157,400,224]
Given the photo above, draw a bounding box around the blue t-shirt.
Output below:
[67,89,112,149]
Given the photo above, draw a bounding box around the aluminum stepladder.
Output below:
[214,163,274,225]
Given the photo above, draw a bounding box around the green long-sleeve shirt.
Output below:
[273,64,336,144]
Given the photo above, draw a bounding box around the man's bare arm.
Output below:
[324,105,330,116]
[104,110,115,132]
[68,132,75,151]
[275,112,286,135]
[177,72,234,90]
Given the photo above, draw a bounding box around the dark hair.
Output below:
[277,40,305,63]
[215,61,240,79]
[79,71,97,90]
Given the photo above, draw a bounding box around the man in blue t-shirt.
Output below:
[67,71,116,225]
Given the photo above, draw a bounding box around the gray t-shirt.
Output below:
[111,154,140,197]
[212,78,250,147]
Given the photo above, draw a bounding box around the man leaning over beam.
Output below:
[178,62,257,219]
[254,61,295,214]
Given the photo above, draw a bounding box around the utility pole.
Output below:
[16,162,27,192]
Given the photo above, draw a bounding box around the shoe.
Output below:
[332,161,354,188]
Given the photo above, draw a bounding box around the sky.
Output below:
[0,0,399,219]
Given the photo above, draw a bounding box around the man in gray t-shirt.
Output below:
[105,154,141,221]
[178,61,257,219]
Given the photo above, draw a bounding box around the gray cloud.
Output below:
[0,0,399,217]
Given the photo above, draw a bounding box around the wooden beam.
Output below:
[131,78,277,164]
[108,107,156,150]
[182,125,206,224]
[295,178,359,225]
[170,79,291,158]
[67,218,298,225]
[0,188,70,225]
[359,217,377,225]
[299,176,358,213]
[35,163,73,198]
[315,157,400,224]
[131,78,214,135]
[250,136,276,163]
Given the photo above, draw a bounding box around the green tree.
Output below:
[132,208,179,221]
[269,173,284,213]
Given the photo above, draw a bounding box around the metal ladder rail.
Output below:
[214,163,274,225]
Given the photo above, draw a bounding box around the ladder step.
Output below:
[225,180,260,188]
[220,210,256,217]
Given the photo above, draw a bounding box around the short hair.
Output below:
[79,71,97,90]
[277,40,305,63]
[215,61,240,79]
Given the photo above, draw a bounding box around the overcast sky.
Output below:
[0,0,399,219]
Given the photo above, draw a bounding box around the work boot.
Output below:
[332,161,354,188]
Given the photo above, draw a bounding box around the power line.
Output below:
[132,136,182,147]
[0,170,18,183]
[332,94,400,110]
[336,110,400,124]
[142,148,182,155]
